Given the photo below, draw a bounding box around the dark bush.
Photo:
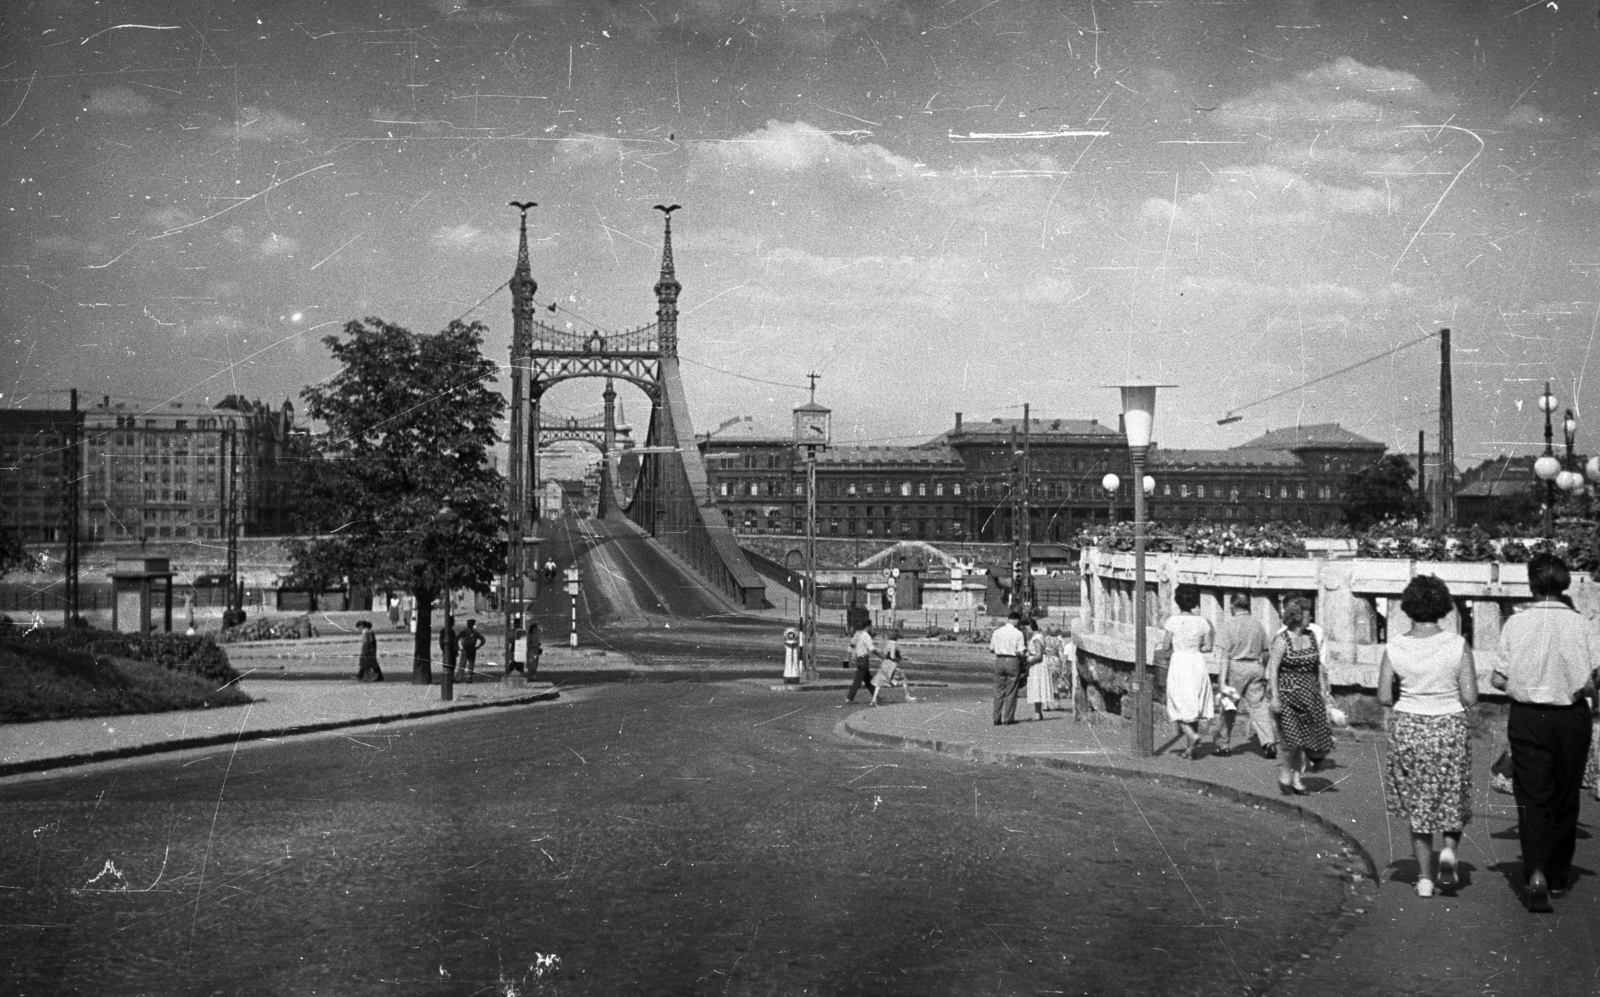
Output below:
[0,626,237,685]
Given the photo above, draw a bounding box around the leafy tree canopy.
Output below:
[1340,454,1425,531]
[287,317,506,603]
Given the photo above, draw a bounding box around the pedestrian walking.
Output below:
[458,619,486,683]
[1268,599,1334,795]
[355,620,384,682]
[844,621,879,704]
[1492,553,1600,912]
[1162,585,1214,759]
[388,597,401,629]
[990,611,1026,725]
[1377,575,1477,898]
[870,628,916,706]
[1274,598,1335,772]
[1024,619,1055,720]
[439,615,459,675]
[527,621,543,677]
[1213,593,1276,758]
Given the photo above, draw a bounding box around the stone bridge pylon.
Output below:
[502,204,767,617]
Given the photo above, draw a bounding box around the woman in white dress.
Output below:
[1024,619,1057,719]
[1162,584,1215,759]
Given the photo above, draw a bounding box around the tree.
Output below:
[288,317,506,684]
[1340,454,1426,531]
[0,508,40,580]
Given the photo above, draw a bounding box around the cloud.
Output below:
[213,106,309,142]
[1139,164,1386,232]
[694,120,921,181]
[433,223,511,254]
[145,207,197,229]
[88,86,154,116]
[556,134,635,164]
[1503,104,1563,132]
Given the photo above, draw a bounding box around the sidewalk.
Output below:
[843,697,1600,997]
[0,678,558,778]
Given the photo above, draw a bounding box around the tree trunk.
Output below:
[412,590,434,684]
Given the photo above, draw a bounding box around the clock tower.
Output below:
[792,373,831,450]
[793,372,827,682]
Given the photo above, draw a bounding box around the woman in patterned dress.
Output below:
[1162,585,1215,759]
[1377,575,1477,897]
[1268,599,1334,794]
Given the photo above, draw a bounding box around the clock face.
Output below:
[806,423,826,437]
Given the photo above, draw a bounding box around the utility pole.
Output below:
[1021,402,1032,616]
[794,372,828,681]
[224,423,242,625]
[1417,429,1427,519]
[65,388,80,626]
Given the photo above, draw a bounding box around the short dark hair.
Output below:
[1021,617,1038,632]
[466,619,477,626]
[356,620,372,629]
[1008,611,1022,621]
[1527,552,1571,598]
[1280,600,1308,631]
[1230,593,1251,612]
[1174,585,1201,612]
[1399,574,1453,623]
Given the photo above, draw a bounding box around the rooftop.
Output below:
[816,445,961,467]
[1233,423,1384,451]
[1148,447,1301,469]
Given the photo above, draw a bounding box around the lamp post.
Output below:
[433,505,462,701]
[1101,473,1120,524]
[1107,381,1174,759]
[1534,384,1560,538]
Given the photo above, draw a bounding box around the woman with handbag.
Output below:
[1022,619,1053,720]
[1377,574,1477,897]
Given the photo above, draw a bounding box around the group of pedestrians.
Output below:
[1157,559,1600,913]
[353,616,487,682]
[989,611,1063,724]
[843,622,916,707]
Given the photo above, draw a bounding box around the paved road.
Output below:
[0,681,1353,996]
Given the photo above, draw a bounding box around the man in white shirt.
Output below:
[1493,553,1600,911]
[991,611,1026,725]
[845,622,880,704]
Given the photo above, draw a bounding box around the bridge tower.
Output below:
[509,207,766,610]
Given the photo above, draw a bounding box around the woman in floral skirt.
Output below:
[1377,574,1477,897]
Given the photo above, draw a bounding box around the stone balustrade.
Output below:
[1075,547,1600,696]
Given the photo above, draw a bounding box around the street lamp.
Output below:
[1101,473,1120,524]
[433,504,462,701]
[1534,384,1560,538]
[1107,381,1175,759]
[1559,409,1584,497]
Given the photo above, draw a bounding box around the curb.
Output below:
[841,718,1380,887]
[0,688,560,779]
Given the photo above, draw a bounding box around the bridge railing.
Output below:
[1077,547,1600,694]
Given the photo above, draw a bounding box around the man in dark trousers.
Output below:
[990,611,1026,725]
[457,619,486,683]
[1493,553,1600,912]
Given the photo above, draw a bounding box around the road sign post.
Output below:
[564,566,580,648]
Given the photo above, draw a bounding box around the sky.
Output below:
[2,0,1597,469]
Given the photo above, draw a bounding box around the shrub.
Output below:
[0,626,237,685]
[216,615,318,644]
[0,643,250,723]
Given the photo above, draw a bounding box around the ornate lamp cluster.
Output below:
[1532,382,1598,537]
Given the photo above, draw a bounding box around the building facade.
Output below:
[696,412,1391,542]
[0,409,80,544]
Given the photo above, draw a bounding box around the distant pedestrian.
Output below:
[458,619,486,683]
[527,621,543,677]
[1162,585,1214,759]
[1378,575,1477,898]
[1268,599,1334,795]
[389,598,401,629]
[870,628,916,706]
[439,615,459,674]
[990,611,1026,725]
[1492,553,1600,912]
[1214,593,1276,758]
[1023,619,1054,720]
[355,620,384,682]
[845,621,879,704]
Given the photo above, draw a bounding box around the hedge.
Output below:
[0,624,238,685]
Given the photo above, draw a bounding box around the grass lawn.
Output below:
[0,643,251,723]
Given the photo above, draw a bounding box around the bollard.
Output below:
[782,627,801,685]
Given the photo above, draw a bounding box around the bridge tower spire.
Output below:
[505,200,538,681]
[653,204,681,357]
[600,377,617,517]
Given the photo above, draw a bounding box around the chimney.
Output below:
[102,395,109,408]
[954,412,962,433]
[1118,413,1125,435]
